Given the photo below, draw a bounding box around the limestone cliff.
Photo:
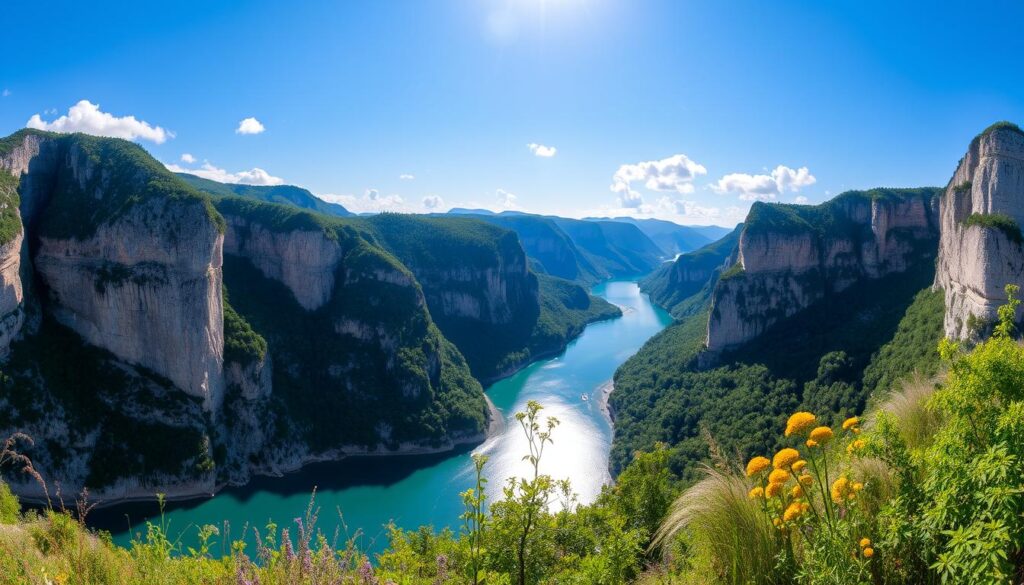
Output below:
[0,130,225,408]
[706,188,940,352]
[934,122,1024,339]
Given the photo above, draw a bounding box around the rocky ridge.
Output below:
[705,188,940,352]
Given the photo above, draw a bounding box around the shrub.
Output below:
[964,212,1023,245]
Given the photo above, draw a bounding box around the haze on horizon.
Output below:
[1,0,1022,225]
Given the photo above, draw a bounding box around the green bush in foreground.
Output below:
[652,286,1024,585]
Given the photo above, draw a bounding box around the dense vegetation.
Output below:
[656,287,1024,584]
[178,173,353,217]
[8,130,225,241]
[611,263,943,480]
[222,291,267,367]
[640,224,742,317]
[0,315,212,490]
[0,171,22,246]
[744,188,940,239]
[963,212,1023,244]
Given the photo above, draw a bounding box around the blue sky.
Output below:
[2,0,1022,225]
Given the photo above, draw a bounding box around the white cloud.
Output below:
[399,173,415,180]
[527,143,557,157]
[794,196,809,204]
[165,161,283,186]
[180,153,196,164]
[422,195,444,210]
[1,89,10,98]
[712,165,816,201]
[236,117,265,135]
[26,100,173,144]
[320,188,407,213]
[497,188,520,209]
[610,154,707,208]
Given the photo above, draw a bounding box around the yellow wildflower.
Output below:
[799,473,813,486]
[790,484,804,498]
[800,502,811,513]
[863,547,874,558]
[809,426,834,443]
[791,459,807,473]
[831,477,851,504]
[806,439,819,449]
[846,439,866,455]
[768,468,791,484]
[783,502,802,522]
[785,412,817,437]
[852,482,864,492]
[746,456,770,477]
[842,416,860,431]
[859,538,871,548]
[766,482,784,498]
[748,486,764,499]
[773,448,800,470]
[773,517,783,528]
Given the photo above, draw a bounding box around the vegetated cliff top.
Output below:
[0,129,225,240]
[743,187,941,237]
[975,120,1024,141]
[178,172,353,218]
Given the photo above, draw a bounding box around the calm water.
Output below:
[88,279,671,555]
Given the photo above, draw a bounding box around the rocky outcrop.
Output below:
[706,189,940,351]
[935,123,1024,339]
[221,214,343,310]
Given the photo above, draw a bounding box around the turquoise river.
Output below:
[88,279,672,555]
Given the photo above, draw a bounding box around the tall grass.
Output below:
[653,466,780,585]
[874,372,941,451]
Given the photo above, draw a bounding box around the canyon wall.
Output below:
[706,189,940,352]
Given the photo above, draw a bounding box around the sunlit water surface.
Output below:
[87,280,671,555]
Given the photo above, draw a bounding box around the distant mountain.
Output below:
[441,212,664,282]
[687,224,735,241]
[551,217,664,277]
[457,214,607,284]
[177,173,353,217]
[448,207,497,216]
[586,216,736,256]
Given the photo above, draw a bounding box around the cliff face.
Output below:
[0,132,493,503]
[222,214,343,310]
[706,189,940,352]
[934,124,1024,339]
[0,131,225,408]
